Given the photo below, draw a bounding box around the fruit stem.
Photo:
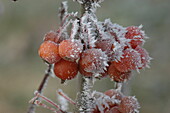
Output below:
[27,64,51,113]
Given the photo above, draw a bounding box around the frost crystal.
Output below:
[57,91,69,111]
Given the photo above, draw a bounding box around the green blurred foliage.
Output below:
[0,0,170,113]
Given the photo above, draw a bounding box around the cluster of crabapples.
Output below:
[38,20,151,83]
[91,89,140,113]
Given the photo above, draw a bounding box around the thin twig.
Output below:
[33,91,65,113]
[27,64,52,113]
[58,89,76,105]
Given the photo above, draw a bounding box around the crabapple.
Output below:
[135,46,150,69]
[104,89,123,100]
[119,96,140,113]
[114,49,142,72]
[125,26,145,49]
[78,48,108,76]
[43,31,60,43]
[108,63,132,82]
[38,41,61,64]
[53,59,78,80]
[59,39,83,61]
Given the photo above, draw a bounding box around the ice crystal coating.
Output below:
[114,49,142,72]
[57,90,69,111]
[59,39,83,61]
[119,96,140,113]
[79,49,108,75]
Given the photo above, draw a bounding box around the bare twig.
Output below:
[57,89,76,105]
[27,64,52,113]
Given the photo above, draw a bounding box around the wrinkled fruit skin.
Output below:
[38,41,61,64]
[53,59,78,80]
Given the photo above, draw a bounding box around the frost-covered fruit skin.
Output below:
[104,89,123,100]
[79,61,108,78]
[105,107,121,113]
[135,46,150,69]
[59,39,83,61]
[53,59,78,80]
[78,48,108,76]
[119,96,140,113]
[78,59,93,77]
[43,31,59,43]
[95,39,114,53]
[38,41,61,64]
[114,49,142,72]
[108,63,132,82]
[125,26,145,49]
[95,39,115,61]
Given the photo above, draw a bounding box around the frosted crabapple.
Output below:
[108,63,132,82]
[33,1,152,113]
[78,48,108,76]
[105,107,121,113]
[119,96,140,113]
[59,39,83,61]
[95,38,115,61]
[104,89,123,100]
[135,45,151,69]
[95,38,114,53]
[53,59,78,81]
[114,48,142,72]
[92,90,123,113]
[43,31,60,43]
[38,41,61,64]
[125,26,145,49]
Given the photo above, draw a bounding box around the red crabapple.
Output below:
[78,48,108,76]
[125,26,145,49]
[38,41,61,64]
[43,31,60,43]
[59,39,83,61]
[104,89,123,100]
[78,60,93,77]
[95,38,114,53]
[108,63,132,82]
[53,59,78,80]
[95,38,115,61]
[114,49,142,72]
[119,96,140,113]
[135,46,150,69]
[105,107,121,113]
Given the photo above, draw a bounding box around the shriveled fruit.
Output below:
[125,26,145,49]
[108,63,132,82]
[54,59,78,80]
[59,39,83,61]
[119,96,140,113]
[114,49,142,72]
[38,41,61,64]
[79,48,108,76]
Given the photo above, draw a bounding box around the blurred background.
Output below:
[0,0,170,113]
